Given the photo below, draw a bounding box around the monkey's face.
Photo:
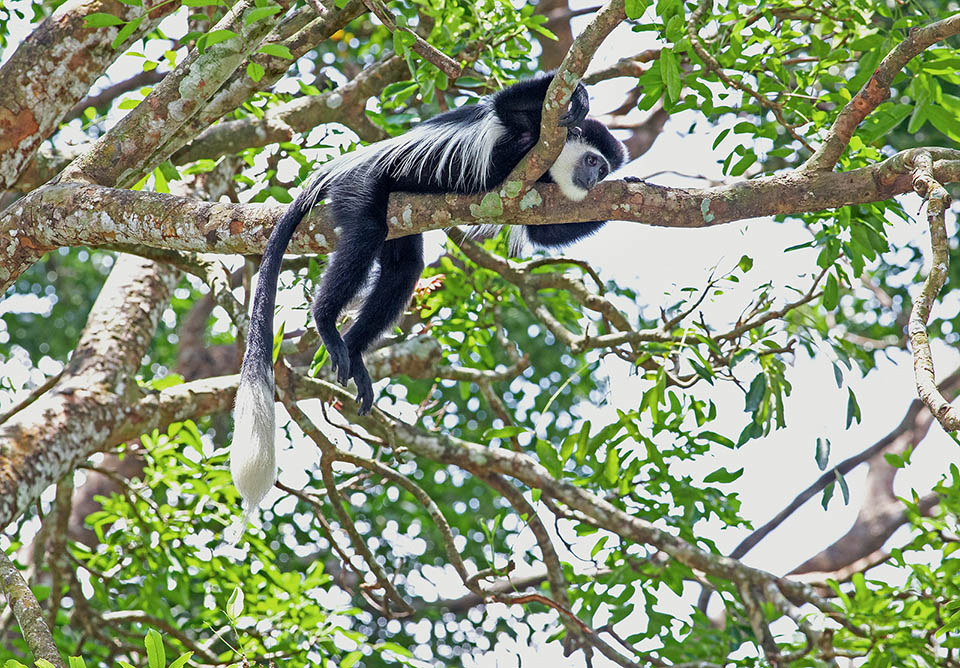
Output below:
[548,140,612,201]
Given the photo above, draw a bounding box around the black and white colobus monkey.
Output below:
[231,72,627,514]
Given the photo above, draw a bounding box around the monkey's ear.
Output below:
[558,83,589,127]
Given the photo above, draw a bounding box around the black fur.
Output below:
[242,72,626,417]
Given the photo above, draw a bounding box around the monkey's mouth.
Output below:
[573,173,598,191]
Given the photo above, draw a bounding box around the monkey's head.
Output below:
[545,118,628,202]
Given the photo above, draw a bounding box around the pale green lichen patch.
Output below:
[501,180,522,198]
[520,188,542,211]
[700,198,715,223]
[470,192,503,218]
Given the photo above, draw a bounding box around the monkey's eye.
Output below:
[585,154,600,166]
[599,165,609,179]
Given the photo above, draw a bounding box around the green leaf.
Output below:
[590,535,609,558]
[35,662,56,668]
[559,432,576,463]
[603,446,620,486]
[703,466,744,484]
[258,43,294,59]
[846,388,861,428]
[272,321,284,363]
[821,481,835,509]
[815,437,830,471]
[247,61,266,82]
[822,273,838,310]
[84,12,125,27]
[245,4,283,25]
[698,430,735,448]
[111,14,143,49]
[4,661,30,668]
[574,421,592,465]
[227,585,245,619]
[68,657,87,668]
[884,452,905,468]
[168,653,193,668]
[341,651,363,668]
[744,373,766,413]
[729,150,757,177]
[624,0,647,19]
[483,426,526,441]
[202,29,237,51]
[834,468,850,504]
[660,49,682,103]
[906,103,927,134]
[145,629,165,668]
[535,439,562,478]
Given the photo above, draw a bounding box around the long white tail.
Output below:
[231,361,277,517]
[229,187,316,522]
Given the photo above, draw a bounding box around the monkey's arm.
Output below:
[492,73,590,137]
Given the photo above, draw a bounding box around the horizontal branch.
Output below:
[5,147,960,292]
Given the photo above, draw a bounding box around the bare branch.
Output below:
[362,0,461,79]
[907,149,960,430]
[0,549,66,668]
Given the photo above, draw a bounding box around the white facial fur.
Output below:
[547,140,595,201]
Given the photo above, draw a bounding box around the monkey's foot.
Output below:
[350,356,374,415]
[321,333,351,386]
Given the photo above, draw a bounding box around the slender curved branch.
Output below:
[0,549,66,668]
[804,13,960,172]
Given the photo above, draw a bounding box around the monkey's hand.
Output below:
[558,82,589,127]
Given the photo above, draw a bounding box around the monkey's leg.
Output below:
[342,234,425,414]
[525,222,605,248]
[312,203,387,386]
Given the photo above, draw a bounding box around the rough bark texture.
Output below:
[0,0,178,187]
[0,550,65,668]
[60,0,291,188]
[6,148,960,294]
[0,255,178,531]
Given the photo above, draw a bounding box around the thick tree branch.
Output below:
[5,146,960,293]
[147,0,366,170]
[60,0,292,188]
[0,255,178,530]
[170,53,405,165]
[64,70,167,124]
[907,150,960,430]
[0,0,179,187]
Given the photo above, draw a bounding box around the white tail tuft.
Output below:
[230,366,277,522]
